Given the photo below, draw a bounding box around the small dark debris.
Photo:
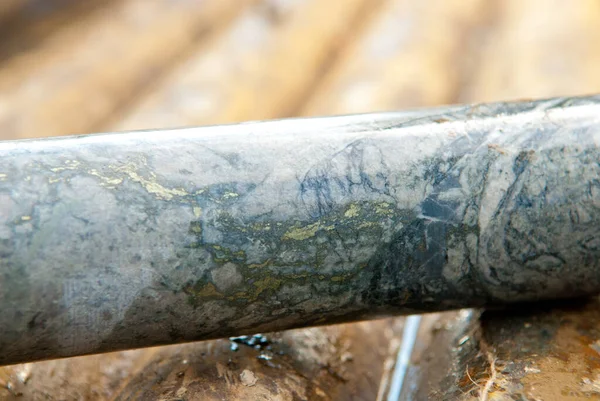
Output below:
[229,333,272,350]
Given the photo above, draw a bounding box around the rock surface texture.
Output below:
[1,96,600,365]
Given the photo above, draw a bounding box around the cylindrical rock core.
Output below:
[1,96,599,364]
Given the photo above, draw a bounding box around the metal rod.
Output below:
[387,315,421,401]
[1,96,600,365]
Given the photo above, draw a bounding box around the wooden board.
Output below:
[0,1,114,62]
[303,0,489,115]
[113,0,383,131]
[463,0,600,102]
[0,0,252,140]
[0,0,22,24]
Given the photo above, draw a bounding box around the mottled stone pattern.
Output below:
[1,96,600,365]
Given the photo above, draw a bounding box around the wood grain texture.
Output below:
[302,0,489,115]
[0,0,252,140]
[113,0,384,131]
[0,0,23,23]
[464,0,600,102]
[0,1,114,63]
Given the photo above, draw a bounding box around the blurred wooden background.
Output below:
[1,0,600,399]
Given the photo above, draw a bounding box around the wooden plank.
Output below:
[113,0,384,131]
[0,0,253,140]
[302,0,490,116]
[464,0,600,102]
[0,1,114,64]
[0,0,23,24]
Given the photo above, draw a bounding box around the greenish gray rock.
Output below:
[1,96,600,364]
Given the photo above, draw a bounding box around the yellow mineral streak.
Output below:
[251,276,282,299]
[283,221,323,241]
[222,192,239,199]
[248,259,272,269]
[50,160,81,172]
[88,169,124,187]
[111,162,187,200]
[375,202,392,216]
[344,203,360,218]
[196,283,223,298]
